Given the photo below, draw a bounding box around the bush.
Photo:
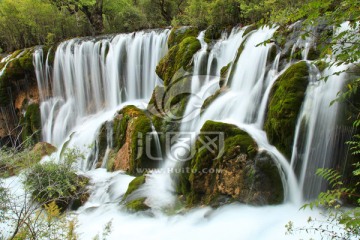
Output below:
[24,149,89,210]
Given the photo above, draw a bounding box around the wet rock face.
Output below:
[0,48,40,147]
[176,121,284,207]
[99,105,159,175]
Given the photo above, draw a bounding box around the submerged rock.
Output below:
[264,61,309,158]
[176,121,284,207]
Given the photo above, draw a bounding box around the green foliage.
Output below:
[287,166,360,239]
[0,0,89,51]
[0,147,41,177]
[24,149,89,210]
[288,131,360,239]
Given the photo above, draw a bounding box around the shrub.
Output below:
[24,149,89,210]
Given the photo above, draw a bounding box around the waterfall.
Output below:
[34,30,169,147]
[290,63,346,199]
[141,28,255,208]
[28,24,355,239]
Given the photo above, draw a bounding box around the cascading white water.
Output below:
[34,30,169,147]
[141,28,254,208]
[27,24,355,239]
[187,27,301,203]
[290,63,346,199]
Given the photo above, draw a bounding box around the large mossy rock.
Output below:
[264,61,309,159]
[167,26,199,48]
[176,121,284,207]
[122,175,150,212]
[156,36,201,87]
[150,27,201,143]
[104,105,158,175]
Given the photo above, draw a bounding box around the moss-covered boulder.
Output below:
[156,37,201,86]
[264,61,309,158]
[21,103,41,144]
[105,105,158,175]
[175,121,284,207]
[168,26,199,48]
[122,175,150,212]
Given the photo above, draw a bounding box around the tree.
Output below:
[0,147,87,239]
[49,0,104,35]
[0,0,88,51]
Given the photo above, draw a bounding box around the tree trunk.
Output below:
[83,0,104,36]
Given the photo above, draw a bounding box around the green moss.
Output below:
[187,121,257,204]
[125,198,149,211]
[113,105,142,151]
[201,89,226,113]
[253,152,284,204]
[123,175,146,200]
[18,48,35,72]
[21,103,41,144]
[106,154,115,172]
[156,37,201,86]
[129,114,154,174]
[112,105,157,175]
[168,26,199,48]
[11,50,22,59]
[176,119,285,207]
[264,61,309,158]
[220,62,232,87]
